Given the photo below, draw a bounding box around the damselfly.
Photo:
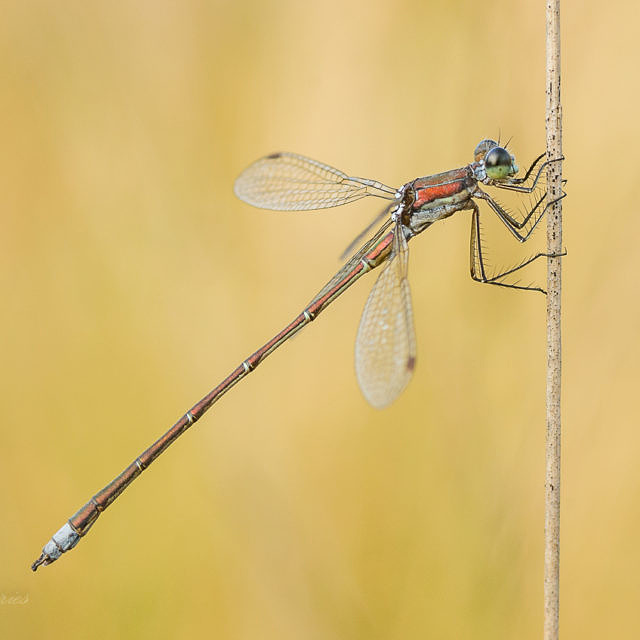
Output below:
[32,139,563,570]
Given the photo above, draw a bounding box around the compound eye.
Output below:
[484,146,515,180]
[474,139,498,162]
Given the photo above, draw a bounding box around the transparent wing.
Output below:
[355,226,416,409]
[234,152,396,211]
[339,202,395,260]
[307,215,395,307]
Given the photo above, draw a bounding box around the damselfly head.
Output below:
[474,140,518,181]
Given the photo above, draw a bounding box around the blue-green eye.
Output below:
[484,147,517,180]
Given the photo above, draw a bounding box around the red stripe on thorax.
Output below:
[412,167,469,209]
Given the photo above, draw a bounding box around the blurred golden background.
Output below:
[1,1,638,638]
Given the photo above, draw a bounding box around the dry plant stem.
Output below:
[544,1,563,639]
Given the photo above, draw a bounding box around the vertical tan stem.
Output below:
[545,1,563,639]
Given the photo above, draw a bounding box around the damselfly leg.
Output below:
[469,203,564,294]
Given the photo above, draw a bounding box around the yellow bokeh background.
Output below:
[1,1,638,638]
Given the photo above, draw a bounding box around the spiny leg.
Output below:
[492,155,563,193]
[479,155,565,237]
[474,188,566,241]
[469,204,563,294]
